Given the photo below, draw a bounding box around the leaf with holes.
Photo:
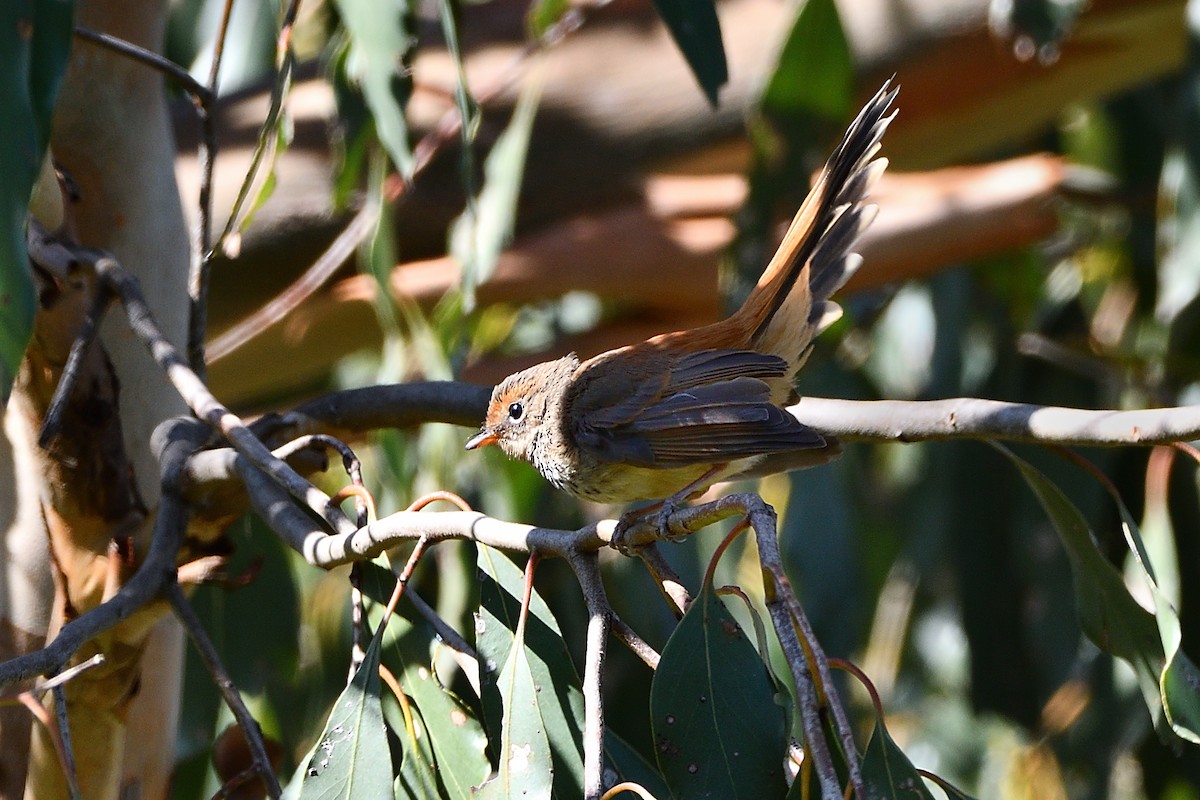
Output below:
[650,579,786,799]
[298,630,393,798]
[476,546,585,797]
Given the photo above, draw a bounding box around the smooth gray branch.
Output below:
[791,396,1200,445]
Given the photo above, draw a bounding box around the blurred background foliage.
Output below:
[156,0,1200,796]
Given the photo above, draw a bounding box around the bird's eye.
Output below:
[507,401,524,421]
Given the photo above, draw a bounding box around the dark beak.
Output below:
[465,429,499,450]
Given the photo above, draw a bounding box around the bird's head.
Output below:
[465,354,580,462]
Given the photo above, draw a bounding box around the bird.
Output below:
[466,81,896,515]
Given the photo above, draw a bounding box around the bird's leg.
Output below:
[611,464,728,554]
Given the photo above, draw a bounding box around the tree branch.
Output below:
[0,419,208,690]
[790,396,1200,446]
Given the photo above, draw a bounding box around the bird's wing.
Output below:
[573,349,824,467]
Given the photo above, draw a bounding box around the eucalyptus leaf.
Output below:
[997,445,1175,741]
[0,0,74,402]
[386,619,490,799]
[650,579,787,798]
[1103,467,1200,744]
[298,631,394,799]
[451,77,542,311]
[333,0,414,177]
[650,0,727,106]
[476,546,585,797]
[861,717,937,800]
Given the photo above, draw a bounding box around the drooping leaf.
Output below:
[0,0,74,402]
[650,578,787,798]
[386,685,443,800]
[384,616,490,799]
[650,0,727,107]
[996,445,1173,738]
[437,0,480,188]
[760,0,853,122]
[451,76,542,311]
[474,629,554,800]
[298,630,394,799]
[476,546,585,797]
[332,0,414,178]
[1099,462,1200,744]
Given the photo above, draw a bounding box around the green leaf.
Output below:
[0,0,74,403]
[761,0,853,122]
[476,546,585,797]
[387,687,443,799]
[475,630,555,800]
[451,76,542,312]
[1102,467,1200,744]
[299,630,394,799]
[650,0,727,106]
[604,731,671,799]
[437,0,480,185]
[861,717,937,799]
[527,0,569,40]
[385,617,490,799]
[333,0,414,178]
[650,579,787,799]
[996,446,1171,736]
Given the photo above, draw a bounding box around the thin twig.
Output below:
[637,544,690,617]
[52,686,82,800]
[750,509,863,800]
[187,0,238,376]
[407,589,478,661]
[214,0,301,249]
[91,252,355,536]
[0,418,208,689]
[569,552,613,800]
[37,283,111,448]
[207,203,379,361]
[72,27,214,104]
[0,655,106,704]
[610,617,659,669]
[169,583,282,799]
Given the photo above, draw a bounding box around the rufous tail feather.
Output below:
[732,80,897,366]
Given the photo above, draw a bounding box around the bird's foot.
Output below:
[611,497,689,555]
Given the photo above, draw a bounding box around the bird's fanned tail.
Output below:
[736,80,898,359]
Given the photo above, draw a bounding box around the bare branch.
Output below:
[569,552,613,800]
[51,686,81,800]
[791,396,1200,446]
[0,418,208,689]
[89,253,355,535]
[168,584,282,798]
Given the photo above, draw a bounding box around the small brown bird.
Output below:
[467,82,896,508]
